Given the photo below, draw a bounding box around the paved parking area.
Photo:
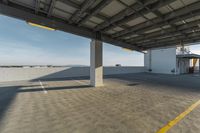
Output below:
[0,73,200,133]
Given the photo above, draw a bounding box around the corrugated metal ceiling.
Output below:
[0,0,200,50]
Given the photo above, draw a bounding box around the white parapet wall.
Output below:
[0,66,145,82]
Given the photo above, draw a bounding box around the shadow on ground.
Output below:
[105,73,200,92]
[0,85,40,124]
[31,67,90,82]
[18,85,91,93]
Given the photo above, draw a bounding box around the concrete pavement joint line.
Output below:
[74,80,88,85]
[157,99,200,133]
[39,80,47,94]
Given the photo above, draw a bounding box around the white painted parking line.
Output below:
[74,80,89,85]
[39,80,47,94]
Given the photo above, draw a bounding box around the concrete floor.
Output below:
[0,73,200,133]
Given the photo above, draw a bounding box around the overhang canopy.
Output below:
[0,0,200,52]
[177,54,200,59]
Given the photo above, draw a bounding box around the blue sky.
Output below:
[0,15,144,66]
[0,15,200,66]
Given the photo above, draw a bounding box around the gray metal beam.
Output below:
[129,25,199,47]
[144,37,200,49]
[136,1,188,40]
[78,0,113,26]
[2,0,8,4]
[35,0,40,14]
[95,0,158,31]
[127,20,200,43]
[113,1,200,38]
[125,9,200,42]
[58,0,80,9]
[69,0,95,23]
[47,0,56,17]
[115,0,187,45]
[130,27,197,44]
[7,0,48,14]
[57,0,110,25]
[139,31,200,47]
[0,2,141,52]
[126,18,200,48]
[101,0,177,32]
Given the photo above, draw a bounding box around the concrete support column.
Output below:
[90,39,103,87]
[199,58,200,73]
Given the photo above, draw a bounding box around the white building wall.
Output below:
[176,58,190,74]
[144,47,177,74]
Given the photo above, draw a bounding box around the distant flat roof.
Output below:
[0,0,200,51]
[177,54,200,59]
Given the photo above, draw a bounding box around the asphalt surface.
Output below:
[0,73,200,133]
